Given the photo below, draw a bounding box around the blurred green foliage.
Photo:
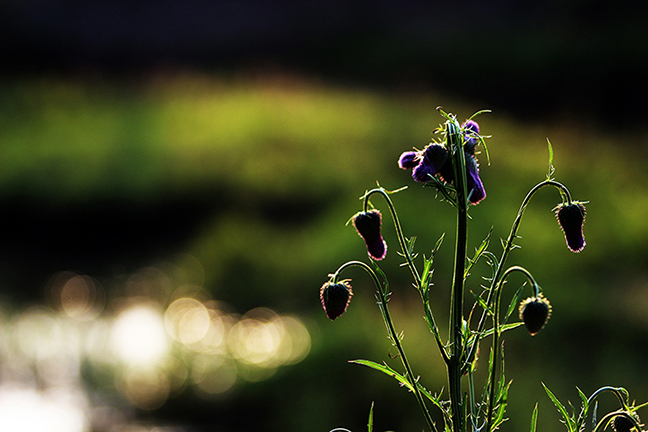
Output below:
[0,72,647,431]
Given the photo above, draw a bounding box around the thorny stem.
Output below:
[447,117,469,432]
[363,188,447,362]
[332,260,437,432]
[486,266,539,432]
[465,179,573,375]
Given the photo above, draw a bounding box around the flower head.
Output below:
[411,144,451,183]
[352,209,387,260]
[465,153,486,204]
[555,202,586,252]
[320,280,353,320]
[519,295,552,335]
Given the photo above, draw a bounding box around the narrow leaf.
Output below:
[504,283,527,322]
[464,228,492,279]
[367,401,374,432]
[530,403,539,432]
[546,139,555,179]
[542,383,575,432]
[350,360,414,392]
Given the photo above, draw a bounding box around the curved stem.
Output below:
[362,188,448,362]
[465,179,572,374]
[362,187,421,285]
[576,387,630,430]
[485,266,539,432]
[333,260,436,432]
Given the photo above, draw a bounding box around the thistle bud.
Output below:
[352,209,387,260]
[555,202,586,252]
[411,144,451,183]
[613,413,640,432]
[320,280,353,320]
[398,151,419,169]
[519,295,552,335]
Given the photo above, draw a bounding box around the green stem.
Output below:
[485,266,539,432]
[362,187,421,284]
[464,179,572,374]
[363,188,447,360]
[447,117,468,432]
[332,260,437,432]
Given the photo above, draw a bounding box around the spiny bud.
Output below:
[613,413,640,432]
[519,295,552,336]
[555,202,586,252]
[411,144,451,183]
[320,280,353,320]
[352,209,387,260]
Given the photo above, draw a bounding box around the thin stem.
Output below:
[332,260,436,432]
[362,187,421,285]
[485,266,539,432]
[465,179,572,373]
[363,188,447,360]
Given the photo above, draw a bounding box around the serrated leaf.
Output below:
[465,228,492,279]
[543,383,576,432]
[350,360,415,392]
[480,322,524,339]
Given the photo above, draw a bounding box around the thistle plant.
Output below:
[319,108,645,432]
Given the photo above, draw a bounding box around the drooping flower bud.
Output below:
[612,413,640,432]
[412,143,451,183]
[555,202,586,252]
[352,209,387,260]
[465,153,486,204]
[320,280,353,320]
[519,295,552,335]
[398,151,419,169]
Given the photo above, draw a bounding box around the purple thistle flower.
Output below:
[412,144,450,183]
[320,280,353,320]
[465,153,486,204]
[556,202,586,252]
[352,209,387,260]
[398,151,419,169]
[462,119,480,155]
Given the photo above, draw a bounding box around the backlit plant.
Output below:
[319,108,646,432]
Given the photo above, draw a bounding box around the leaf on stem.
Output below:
[542,383,577,432]
[530,403,539,432]
[546,138,555,180]
[464,228,493,280]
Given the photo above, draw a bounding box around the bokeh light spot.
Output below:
[164,297,210,345]
[111,304,170,367]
